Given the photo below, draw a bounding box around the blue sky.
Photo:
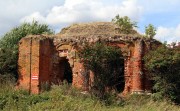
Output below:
[0,0,180,43]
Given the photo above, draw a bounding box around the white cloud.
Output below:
[155,25,180,43]
[20,12,46,23]
[20,0,143,32]
[1,0,180,44]
[20,0,180,43]
[0,0,64,36]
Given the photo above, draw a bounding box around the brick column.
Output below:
[30,38,40,94]
[18,38,31,92]
[18,36,40,94]
[132,40,144,94]
[39,38,54,92]
[123,57,130,94]
[72,61,89,91]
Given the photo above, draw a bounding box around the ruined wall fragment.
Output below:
[18,35,54,94]
[132,40,144,93]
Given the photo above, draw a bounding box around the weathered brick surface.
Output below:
[132,40,144,93]
[18,38,31,92]
[17,22,157,94]
[39,38,54,91]
[18,36,152,94]
[30,38,40,94]
[72,62,85,89]
[18,36,54,94]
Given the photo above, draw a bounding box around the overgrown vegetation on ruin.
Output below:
[112,15,137,34]
[0,21,54,80]
[144,43,180,103]
[0,15,179,110]
[112,15,180,103]
[145,24,156,39]
[79,43,124,99]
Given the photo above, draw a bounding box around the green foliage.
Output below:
[0,84,100,111]
[145,24,156,39]
[112,15,137,34]
[0,21,54,80]
[0,83,179,111]
[79,43,124,99]
[144,45,180,103]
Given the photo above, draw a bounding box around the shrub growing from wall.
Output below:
[79,43,124,99]
[144,44,180,103]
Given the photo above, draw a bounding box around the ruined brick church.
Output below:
[17,22,157,94]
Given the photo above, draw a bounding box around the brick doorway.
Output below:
[108,56,125,93]
[115,59,125,93]
[56,57,73,84]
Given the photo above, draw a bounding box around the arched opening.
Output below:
[58,57,73,84]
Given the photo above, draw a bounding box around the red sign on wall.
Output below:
[32,75,38,80]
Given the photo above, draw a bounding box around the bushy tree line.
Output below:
[144,44,180,103]
[0,21,54,80]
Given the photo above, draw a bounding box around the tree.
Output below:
[79,43,124,99]
[0,21,54,80]
[112,15,138,34]
[144,44,180,103]
[145,24,156,39]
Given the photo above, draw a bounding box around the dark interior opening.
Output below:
[63,59,73,84]
[59,57,73,84]
[109,58,125,93]
[115,69,125,92]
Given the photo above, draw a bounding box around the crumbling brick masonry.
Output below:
[17,22,158,94]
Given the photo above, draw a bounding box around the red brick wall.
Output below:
[30,38,40,94]
[39,38,54,91]
[72,62,86,89]
[18,38,31,92]
[18,36,54,94]
[132,40,144,93]
[18,36,152,94]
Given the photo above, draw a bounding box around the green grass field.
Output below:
[0,83,179,111]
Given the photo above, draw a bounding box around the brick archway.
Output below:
[18,34,155,94]
[50,57,73,84]
[54,44,74,84]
